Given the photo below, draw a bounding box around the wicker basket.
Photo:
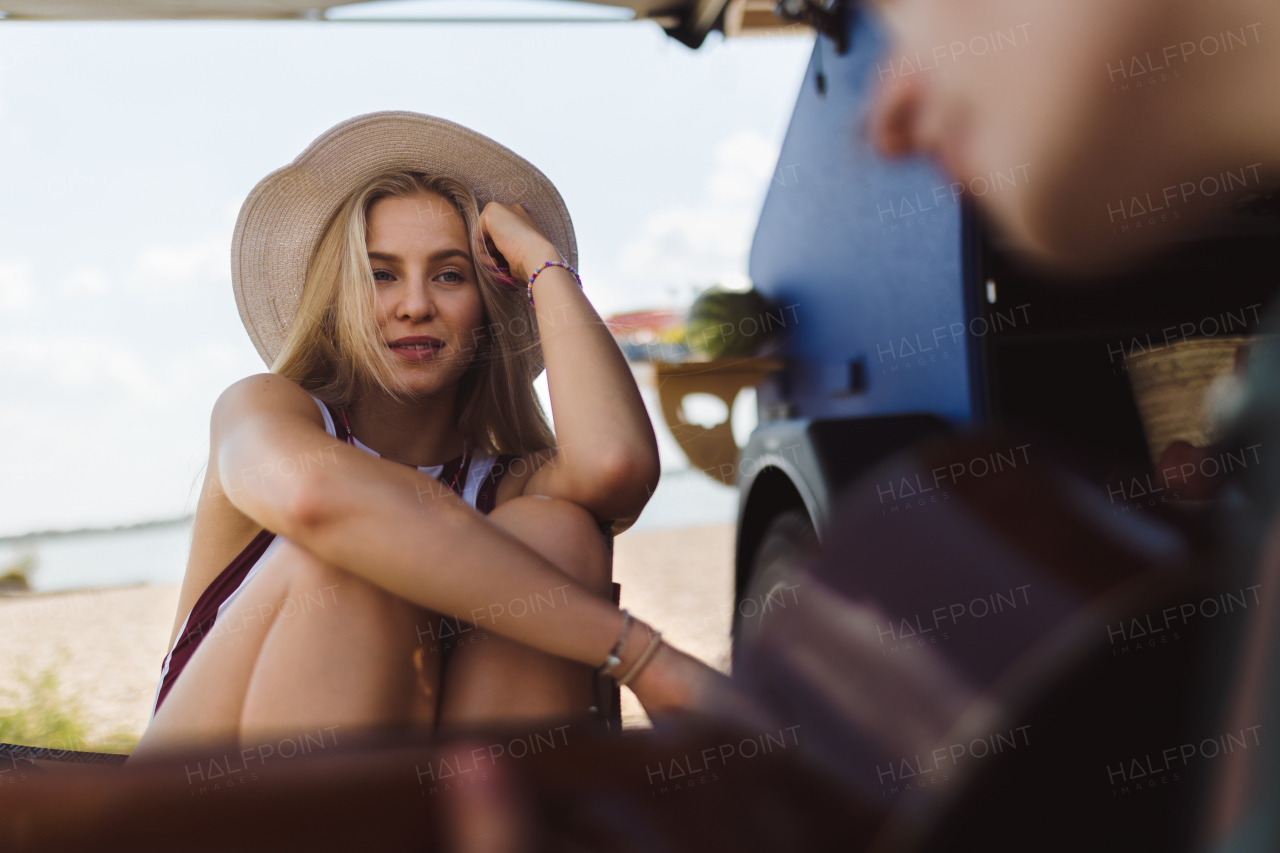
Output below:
[1125,336,1251,465]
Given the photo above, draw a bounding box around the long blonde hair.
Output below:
[272,171,555,457]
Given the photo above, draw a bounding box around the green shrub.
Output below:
[686,287,774,359]
[0,550,37,592]
[0,663,137,755]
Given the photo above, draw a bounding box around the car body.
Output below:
[735,5,1279,622]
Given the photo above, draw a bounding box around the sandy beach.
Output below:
[0,523,735,745]
[0,584,182,746]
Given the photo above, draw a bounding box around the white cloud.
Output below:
[0,260,34,310]
[0,335,162,403]
[61,266,112,295]
[0,331,259,407]
[128,237,228,294]
[706,131,779,204]
[161,341,260,399]
[613,129,779,306]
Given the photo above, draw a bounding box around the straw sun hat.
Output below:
[231,111,578,368]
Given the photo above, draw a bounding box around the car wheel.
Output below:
[734,509,818,653]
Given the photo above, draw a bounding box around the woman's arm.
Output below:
[480,204,660,523]
[212,373,625,667]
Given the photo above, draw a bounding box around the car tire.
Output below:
[734,509,818,654]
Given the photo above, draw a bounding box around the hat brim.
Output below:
[231,110,576,368]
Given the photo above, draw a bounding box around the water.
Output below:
[627,468,739,532]
[0,523,193,594]
[0,469,738,593]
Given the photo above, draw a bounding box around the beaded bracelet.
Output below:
[526,260,583,307]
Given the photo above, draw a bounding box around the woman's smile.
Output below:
[363,191,487,393]
[388,334,445,362]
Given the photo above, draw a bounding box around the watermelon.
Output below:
[686,287,774,359]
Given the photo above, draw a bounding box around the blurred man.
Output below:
[866,0,1278,268]
[845,2,1280,849]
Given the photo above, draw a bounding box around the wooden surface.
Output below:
[653,358,783,485]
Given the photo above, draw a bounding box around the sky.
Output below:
[0,5,813,536]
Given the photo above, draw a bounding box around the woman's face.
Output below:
[366,191,486,398]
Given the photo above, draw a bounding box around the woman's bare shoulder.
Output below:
[211,373,324,430]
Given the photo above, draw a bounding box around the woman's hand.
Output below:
[478,202,561,283]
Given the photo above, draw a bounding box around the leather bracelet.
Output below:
[598,609,633,677]
[617,629,663,687]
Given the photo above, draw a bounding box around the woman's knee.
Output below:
[489,496,611,595]
[266,540,419,630]
[266,540,349,602]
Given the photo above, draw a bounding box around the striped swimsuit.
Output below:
[152,393,514,716]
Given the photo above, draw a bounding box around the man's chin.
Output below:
[988,183,1198,275]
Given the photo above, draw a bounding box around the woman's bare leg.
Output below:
[235,550,437,744]
[133,501,730,761]
[132,540,437,759]
[438,496,612,728]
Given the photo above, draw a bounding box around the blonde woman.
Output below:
[132,113,722,757]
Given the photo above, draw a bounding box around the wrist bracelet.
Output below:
[599,609,634,677]
[527,260,582,307]
[617,629,663,687]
